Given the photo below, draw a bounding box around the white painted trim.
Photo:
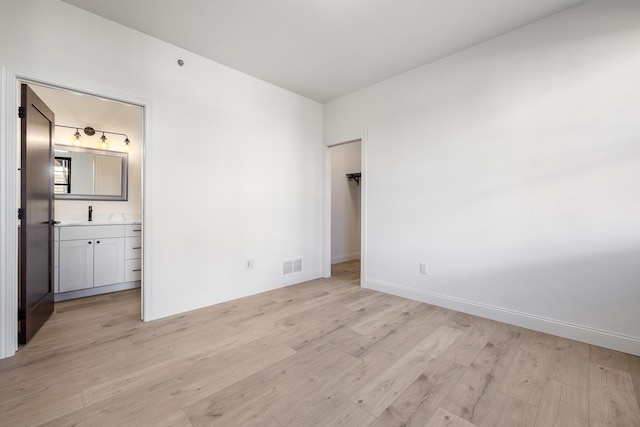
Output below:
[365,278,640,356]
[360,136,368,289]
[150,271,323,320]
[323,130,368,287]
[0,65,19,360]
[322,143,331,278]
[0,65,153,359]
[331,253,361,264]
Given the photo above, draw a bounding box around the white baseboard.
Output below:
[331,253,361,264]
[365,279,640,356]
[150,271,323,321]
[54,281,141,302]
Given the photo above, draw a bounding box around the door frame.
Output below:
[323,130,368,285]
[1,66,152,359]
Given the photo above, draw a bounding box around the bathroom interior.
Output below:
[22,84,143,307]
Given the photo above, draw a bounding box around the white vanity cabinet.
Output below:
[56,223,140,301]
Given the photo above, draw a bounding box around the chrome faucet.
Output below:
[88,206,93,222]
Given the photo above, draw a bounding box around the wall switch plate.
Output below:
[246,259,255,269]
[419,262,428,275]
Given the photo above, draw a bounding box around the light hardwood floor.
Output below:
[1,259,639,426]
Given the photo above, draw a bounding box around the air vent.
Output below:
[283,257,303,277]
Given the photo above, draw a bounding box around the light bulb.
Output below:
[124,137,131,151]
[100,133,108,149]
[73,129,81,146]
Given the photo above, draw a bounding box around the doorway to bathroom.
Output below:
[18,81,144,345]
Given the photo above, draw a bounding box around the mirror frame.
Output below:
[54,144,128,201]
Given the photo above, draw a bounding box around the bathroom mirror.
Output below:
[53,145,128,201]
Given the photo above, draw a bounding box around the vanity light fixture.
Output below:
[54,124,131,151]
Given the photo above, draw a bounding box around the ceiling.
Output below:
[61,0,586,103]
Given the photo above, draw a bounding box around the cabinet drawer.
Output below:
[125,224,142,237]
[125,237,142,259]
[60,225,125,241]
[125,259,142,282]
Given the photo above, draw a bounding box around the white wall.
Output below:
[324,0,640,354]
[331,142,361,263]
[0,0,323,340]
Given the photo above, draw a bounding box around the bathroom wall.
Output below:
[31,84,143,223]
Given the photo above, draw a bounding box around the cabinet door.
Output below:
[59,240,94,292]
[93,238,125,287]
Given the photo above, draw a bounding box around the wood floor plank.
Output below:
[499,330,554,407]
[627,353,640,410]
[479,392,537,427]
[347,298,430,337]
[370,357,466,427]
[269,352,367,426]
[590,345,631,372]
[155,410,196,427]
[547,338,589,391]
[310,401,375,427]
[183,346,355,426]
[0,391,84,427]
[441,364,500,425]
[353,304,454,361]
[46,343,297,427]
[440,316,500,368]
[440,324,524,425]
[534,379,588,427]
[81,352,230,407]
[425,407,478,427]
[589,363,640,426]
[472,324,525,376]
[344,291,390,312]
[350,325,463,416]
[0,338,176,404]
[44,400,197,427]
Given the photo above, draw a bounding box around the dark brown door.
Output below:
[19,84,55,345]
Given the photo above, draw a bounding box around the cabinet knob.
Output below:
[97,240,100,244]
[88,241,92,244]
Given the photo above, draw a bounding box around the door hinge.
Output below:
[18,106,25,119]
[18,309,26,322]
[18,208,25,220]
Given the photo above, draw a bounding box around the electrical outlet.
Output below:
[246,259,255,269]
[419,262,428,275]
